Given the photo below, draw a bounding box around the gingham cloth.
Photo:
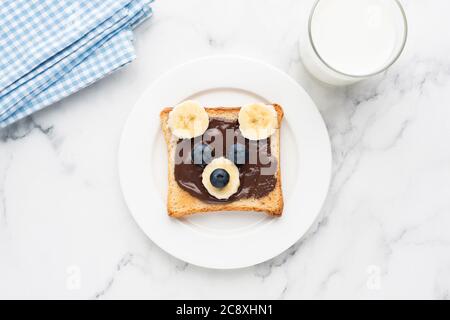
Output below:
[0,0,153,128]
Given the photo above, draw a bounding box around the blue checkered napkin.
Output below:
[0,0,153,128]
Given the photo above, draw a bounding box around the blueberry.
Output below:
[192,144,213,166]
[210,169,230,188]
[228,143,247,165]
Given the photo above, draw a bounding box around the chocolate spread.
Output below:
[174,118,277,203]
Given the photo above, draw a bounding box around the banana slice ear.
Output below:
[168,100,209,139]
[238,103,278,140]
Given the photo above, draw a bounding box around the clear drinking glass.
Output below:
[300,0,408,86]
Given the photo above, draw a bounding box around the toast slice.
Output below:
[160,104,284,218]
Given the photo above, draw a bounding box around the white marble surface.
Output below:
[1,0,450,299]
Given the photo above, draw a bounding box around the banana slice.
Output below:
[238,103,278,140]
[202,157,240,200]
[168,100,209,139]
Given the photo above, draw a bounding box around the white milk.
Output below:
[300,0,407,85]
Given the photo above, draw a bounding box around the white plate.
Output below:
[119,56,331,269]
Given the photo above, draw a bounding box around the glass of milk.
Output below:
[300,0,408,86]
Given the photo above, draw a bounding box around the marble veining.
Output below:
[1,0,450,299]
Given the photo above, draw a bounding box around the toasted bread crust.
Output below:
[160,104,284,217]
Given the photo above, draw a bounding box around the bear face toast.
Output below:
[160,101,284,217]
